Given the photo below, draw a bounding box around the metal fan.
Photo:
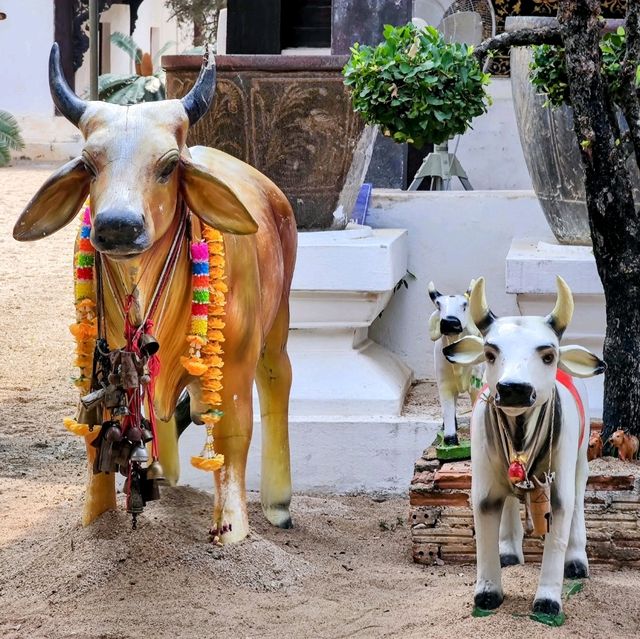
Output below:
[410,0,496,191]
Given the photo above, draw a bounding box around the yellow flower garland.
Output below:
[182,226,227,472]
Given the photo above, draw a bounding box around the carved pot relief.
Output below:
[164,55,366,230]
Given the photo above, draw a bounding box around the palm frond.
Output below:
[110,31,142,64]
[153,41,176,67]
[0,110,25,151]
[0,143,11,167]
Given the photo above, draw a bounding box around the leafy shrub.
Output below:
[343,23,490,148]
[530,27,629,108]
[0,110,24,167]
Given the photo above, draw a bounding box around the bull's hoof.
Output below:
[500,553,521,568]
[564,559,589,579]
[262,502,293,529]
[443,434,459,446]
[474,590,503,610]
[533,598,560,615]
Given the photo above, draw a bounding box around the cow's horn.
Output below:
[49,43,87,126]
[181,45,216,126]
[427,281,442,303]
[546,276,574,338]
[469,277,496,335]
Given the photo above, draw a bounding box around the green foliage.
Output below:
[98,74,165,105]
[97,32,168,105]
[0,110,24,167]
[530,27,629,108]
[164,0,226,47]
[342,23,491,148]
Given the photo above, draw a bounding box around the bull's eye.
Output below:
[463,302,468,310]
[485,351,496,364]
[542,352,555,365]
[157,158,178,183]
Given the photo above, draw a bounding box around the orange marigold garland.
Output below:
[65,201,99,436]
[182,227,227,472]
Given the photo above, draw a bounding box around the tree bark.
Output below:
[559,0,640,440]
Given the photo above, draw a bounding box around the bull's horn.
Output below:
[469,277,496,335]
[181,46,216,126]
[49,43,87,126]
[466,279,476,298]
[545,275,574,338]
[427,281,442,303]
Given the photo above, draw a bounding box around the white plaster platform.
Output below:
[179,225,439,494]
[506,238,605,417]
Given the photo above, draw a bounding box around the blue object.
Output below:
[351,183,372,225]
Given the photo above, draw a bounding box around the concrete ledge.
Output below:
[180,416,440,495]
[506,238,602,295]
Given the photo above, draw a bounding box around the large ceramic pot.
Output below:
[507,16,638,246]
[164,54,371,230]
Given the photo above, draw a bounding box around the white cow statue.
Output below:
[443,276,604,616]
[428,280,483,445]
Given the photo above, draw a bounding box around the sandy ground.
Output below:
[1,163,640,639]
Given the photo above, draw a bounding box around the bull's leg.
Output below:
[499,495,524,566]
[256,298,293,529]
[440,388,459,446]
[473,493,505,609]
[533,480,576,615]
[155,414,180,486]
[564,450,589,579]
[190,347,258,544]
[82,433,116,526]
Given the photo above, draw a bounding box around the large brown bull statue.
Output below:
[14,44,297,543]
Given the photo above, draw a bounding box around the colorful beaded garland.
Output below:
[65,201,98,436]
[182,227,227,472]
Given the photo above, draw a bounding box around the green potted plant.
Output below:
[342,22,490,189]
[0,110,24,167]
[97,32,173,105]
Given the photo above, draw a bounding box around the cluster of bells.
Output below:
[80,335,164,528]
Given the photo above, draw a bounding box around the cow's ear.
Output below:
[13,157,90,241]
[180,157,258,235]
[429,310,442,341]
[559,345,605,378]
[443,335,484,365]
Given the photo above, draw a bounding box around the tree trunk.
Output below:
[559,0,640,440]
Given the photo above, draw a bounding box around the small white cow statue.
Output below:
[428,280,483,445]
[444,276,604,616]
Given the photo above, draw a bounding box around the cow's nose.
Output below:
[440,316,463,335]
[92,209,149,254]
[495,381,536,407]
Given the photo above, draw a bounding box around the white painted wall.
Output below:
[0,0,190,161]
[368,190,554,380]
[0,0,81,160]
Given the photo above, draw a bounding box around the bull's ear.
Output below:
[429,310,442,341]
[180,157,258,235]
[13,157,90,241]
[443,335,484,365]
[558,345,605,378]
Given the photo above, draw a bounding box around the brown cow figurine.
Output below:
[587,433,603,461]
[14,44,297,543]
[609,429,639,462]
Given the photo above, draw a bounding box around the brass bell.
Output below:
[139,333,160,357]
[146,459,165,482]
[104,423,122,442]
[130,443,149,464]
[80,387,106,410]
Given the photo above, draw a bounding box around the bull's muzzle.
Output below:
[92,209,150,255]
[440,316,463,335]
[495,381,537,408]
